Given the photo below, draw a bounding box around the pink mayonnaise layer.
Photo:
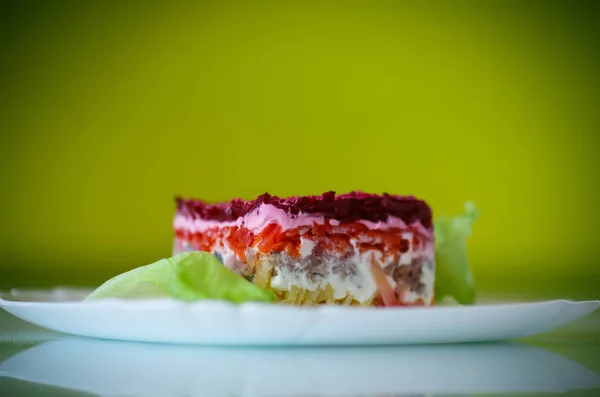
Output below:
[174,203,433,238]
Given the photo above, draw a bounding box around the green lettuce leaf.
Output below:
[164,252,275,303]
[85,251,274,303]
[433,201,479,305]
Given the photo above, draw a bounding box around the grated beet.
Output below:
[176,191,432,228]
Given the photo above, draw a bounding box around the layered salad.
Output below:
[86,191,478,307]
[174,191,434,306]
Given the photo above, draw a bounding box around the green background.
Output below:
[1,0,598,299]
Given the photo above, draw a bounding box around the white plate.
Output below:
[1,339,598,395]
[0,288,598,346]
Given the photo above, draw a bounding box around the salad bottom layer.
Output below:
[246,251,434,306]
[173,222,435,306]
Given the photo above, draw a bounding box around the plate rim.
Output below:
[1,287,598,313]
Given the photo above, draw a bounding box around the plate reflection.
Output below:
[0,339,598,396]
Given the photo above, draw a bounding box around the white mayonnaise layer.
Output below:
[269,245,378,303]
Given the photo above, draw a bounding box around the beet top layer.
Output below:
[176,191,433,229]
